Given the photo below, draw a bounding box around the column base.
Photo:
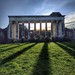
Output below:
[45,35,48,38]
[34,36,37,40]
[45,31,47,38]
[40,35,42,40]
[28,35,31,40]
[16,36,19,40]
[34,30,36,40]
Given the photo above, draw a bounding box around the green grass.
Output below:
[0,42,75,75]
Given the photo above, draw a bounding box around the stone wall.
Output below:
[65,28,75,41]
[0,27,8,43]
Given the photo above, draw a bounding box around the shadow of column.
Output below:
[62,42,75,51]
[0,43,37,66]
[32,43,51,75]
[55,42,75,58]
[0,43,27,53]
[0,44,11,48]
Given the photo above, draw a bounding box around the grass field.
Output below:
[0,42,75,75]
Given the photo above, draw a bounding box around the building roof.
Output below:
[8,12,65,17]
[50,12,64,17]
[8,15,49,17]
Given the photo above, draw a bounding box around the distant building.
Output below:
[7,12,65,41]
[0,12,67,43]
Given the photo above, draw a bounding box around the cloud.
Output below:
[65,12,75,23]
[33,0,50,14]
[56,0,75,15]
[33,0,70,15]
[0,0,75,28]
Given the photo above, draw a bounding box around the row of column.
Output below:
[51,20,65,38]
[27,21,48,40]
[9,20,65,40]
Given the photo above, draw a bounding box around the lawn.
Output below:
[0,42,75,75]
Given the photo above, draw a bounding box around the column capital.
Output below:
[34,20,36,23]
[40,20,42,23]
[22,21,25,24]
[45,20,47,22]
[61,20,63,23]
[51,20,53,23]
[28,20,30,23]
[56,20,58,23]
[16,21,19,24]
[9,21,12,24]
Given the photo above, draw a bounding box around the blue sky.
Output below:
[0,0,75,28]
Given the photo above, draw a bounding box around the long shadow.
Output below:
[0,43,26,53]
[62,42,75,51]
[0,44,11,49]
[55,42,75,58]
[0,43,37,66]
[32,43,51,75]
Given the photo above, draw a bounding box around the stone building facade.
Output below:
[8,12,65,41]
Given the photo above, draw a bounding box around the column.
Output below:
[40,21,42,39]
[16,21,19,40]
[9,21,12,39]
[60,20,63,37]
[28,21,30,40]
[18,24,19,40]
[58,21,60,37]
[62,20,65,36]
[59,21,62,37]
[59,20,65,39]
[21,22,25,40]
[51,21,53,39]
[56,21,58,37]
[34,21,36,39]
[45,21,47,38]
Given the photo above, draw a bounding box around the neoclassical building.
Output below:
[8,12,65,41]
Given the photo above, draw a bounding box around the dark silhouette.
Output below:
[0,43,26,53]
[62,42,75,51]
[32,43,51,75]
[0,27,8,43]
[0,43,37,66]
[55,42,75,58]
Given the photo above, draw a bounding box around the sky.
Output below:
[0,0,75,28]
